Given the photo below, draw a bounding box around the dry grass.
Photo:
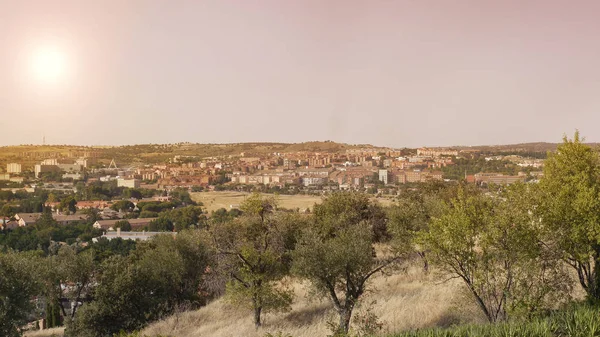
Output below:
[24,327,65,337]
[141,264,475,337]
[192,191,397,213]
[191,192,323,213]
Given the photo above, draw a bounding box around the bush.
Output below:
[391,305,600,337]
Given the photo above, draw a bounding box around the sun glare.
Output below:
[30,45,67,85]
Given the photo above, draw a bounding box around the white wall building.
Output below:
[7,163,22,174]
[117,178,140,189]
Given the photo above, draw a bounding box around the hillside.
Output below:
[0,141,376,168]
[138,265,473,337]
[24,265,472,337]
[5,140,598,171]
[454,142,600,154]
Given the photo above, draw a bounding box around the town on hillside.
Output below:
[0,142,546,240]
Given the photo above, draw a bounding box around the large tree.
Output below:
[387,184,450,271]
[292,192,400,334]
[68,230,212,336]
[40,245,96,324]
[539,132,600,301]
[211,193,294,328]
[419,184,570,322]
[0,251,40,337]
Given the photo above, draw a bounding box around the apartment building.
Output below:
[7,163,22,174]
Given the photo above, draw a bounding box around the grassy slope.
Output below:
[140,266,471,337]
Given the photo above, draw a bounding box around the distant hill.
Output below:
[3,141,599,169]
[0,141,380,168]
[454,142,600,154]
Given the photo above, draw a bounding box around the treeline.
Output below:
[1,192,400,336]
[0,184,196,219]
[2,133,600,337]
[441,157,537,180]
[0,207,101,252]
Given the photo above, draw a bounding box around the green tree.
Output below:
[68,231,213,336]
[68,250,183,336]
[82,208,101,225]
[148,217,173,232]
[38,245,96,327]
[115,220,132,231]
[210,207,244,225]
[139,210,158,218]
[311,191,388,242]
[0,204,16,218]
[387,184,451,271]
[111,200,135,213]
[0,251,40,337]
[211,193,294,328]
[419,184,569,322]
[36,206,57,230]
[538,132,600,302]
[292,192,401,334]
[167,206,204,231]
[59,196,78,214]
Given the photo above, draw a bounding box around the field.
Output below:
[191,191,324,213]
[191,191,396,213]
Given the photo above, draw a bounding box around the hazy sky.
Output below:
[1,0,599,148]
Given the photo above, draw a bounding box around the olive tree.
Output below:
[0,251,40,337]
[292,192,401,334]
[68,230,213,336]
[387,188,446,271]
[40,245,95,323]
[211,193,294,328]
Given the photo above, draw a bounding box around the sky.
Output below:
[1,0,600,148]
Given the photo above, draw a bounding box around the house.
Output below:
[473,173,527,185]
[2,221,20,230]
[1,217,19,230]
[15,212,88,226]
[93,218,157,231]
[76,201,111,210]
[54,214,87,225]
[100,207,120,219]
[14,213,41,227]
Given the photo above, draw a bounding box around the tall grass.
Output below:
[392,305,600,337]
[140,266,467,337]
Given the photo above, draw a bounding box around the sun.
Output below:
[30,45,68,85]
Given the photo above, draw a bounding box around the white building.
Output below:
[378,169,389,184]
[117,178,140,189]
[95,228,177,241]
[7,163,22,174]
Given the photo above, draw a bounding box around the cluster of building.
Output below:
[126,149,451,190]
[34,157,97,179]
[1,145,550,194]
[485,155,545,168]
[0,163,25,183]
